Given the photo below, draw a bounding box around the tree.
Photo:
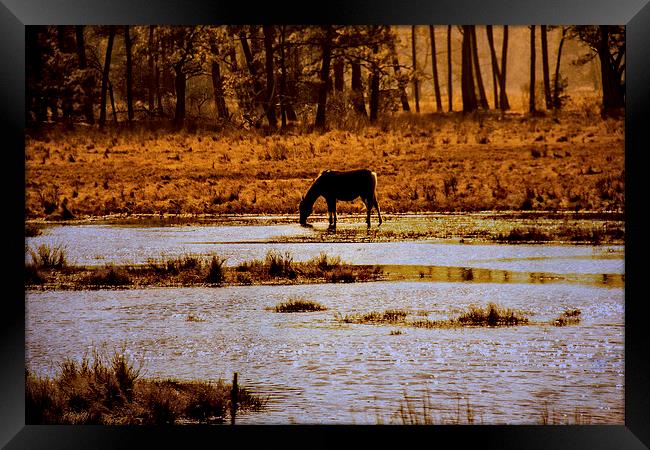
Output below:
[541,25,552,110]
[350,58,367,116]
[124,25,134,122]
[570,25,625,116]
[411,25,420,113]
[552,27,569,109]
[75,26,95,124]
[387,26,410,112]
[470,26,488,109]
[429,25,443,112]
[262,25,278,129]
[529,25,536,113]
[315,25,335,129]
[447,25,453,112]
[486,25,510,111]
[499,25,510,111]
[99,26,116,127]
[461,26,478,113]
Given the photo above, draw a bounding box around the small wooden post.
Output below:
[230,372,238,425]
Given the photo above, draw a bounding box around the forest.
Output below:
[26,25,625,129]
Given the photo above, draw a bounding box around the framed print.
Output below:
[5,0,650,448]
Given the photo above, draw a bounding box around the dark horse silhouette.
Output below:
[299,169,382,228]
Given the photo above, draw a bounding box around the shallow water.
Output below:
[26,223,624,275]
[26,282,624,424]
[25,222,624,424]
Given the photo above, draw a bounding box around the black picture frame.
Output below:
[4,0,649,448]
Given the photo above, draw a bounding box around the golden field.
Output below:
[25,110,624,220]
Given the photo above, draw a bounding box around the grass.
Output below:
[28,243,67,269]
[25,111,624,220]
[271,297,327,313]
[26,348,265,425]
[84,265,131,287]
[552,308,582,326]
[25,251,383,289]
[341,303,529,328]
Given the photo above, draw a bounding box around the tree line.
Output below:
[25,25,625,130]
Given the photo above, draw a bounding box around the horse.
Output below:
[299,169,382,228]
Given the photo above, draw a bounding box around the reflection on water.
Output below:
[26,281,624,424]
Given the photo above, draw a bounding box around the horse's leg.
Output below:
[365,198,371,228]
[374,196,382,226]
[326,198,336,229]
[333,201,337,227]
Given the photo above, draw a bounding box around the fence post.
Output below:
[230,372,238,425]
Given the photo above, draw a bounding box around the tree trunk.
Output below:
[552,28,567,109]
[351,59,367,116]
[411,25,420,113]
[486,25,500,109]
[124,26,134,122]
[174,67,186,126]
[529,25,536,113]
[369,38,380,123]
[447,25,453,112]
[500,25,510,111]
[108,81,117,123]
[239,29,265,114]
[461,26,478,113]
[598,25,625,115]
[429,25,443,112]
[388,31,410,111]
[211,60,228,119]
[333,58,344,92]
[541,25,552,110]
[75,26,94,124]
[314,26,333,129]
[470,26,488,109]
[262,25,277,129]
[148,26,155,113]
[99,26,116,127]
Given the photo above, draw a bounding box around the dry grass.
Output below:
[271,297,327,313]
[552,308,582,326]
[25,252,384,290]
[341,303,529,328]
[26,348,265,425]
[25,112,624,220]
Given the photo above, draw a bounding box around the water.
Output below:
[26,223,624,275]
[25,223,624,424]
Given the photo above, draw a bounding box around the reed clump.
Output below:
[272,297,327,313]
[552,308,581,326]
[340,303,529,328]
[26,349,265,425]
[28,243,67,269]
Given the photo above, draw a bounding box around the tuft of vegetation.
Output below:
[342,309,408,325]
[552,308,581,326]
[265,250,295,278]
[26,349,265,425]
[28,244,67,269]
[206,255,227,284]
[84,265,131,287]
[496,227,550,243]
[456,303,529,326]
[341,303,529,328]
[272,297,327,313]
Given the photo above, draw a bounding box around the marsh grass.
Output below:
[28,243,67,269]
[271,297,327,313]
[206,255,227,284]
[456,303,529,326]
[552,308,581,326]
[341,303,529,328]
[26,349,265,425]
[84,265,131,287]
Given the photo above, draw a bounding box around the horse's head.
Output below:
[298,197,312,226]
